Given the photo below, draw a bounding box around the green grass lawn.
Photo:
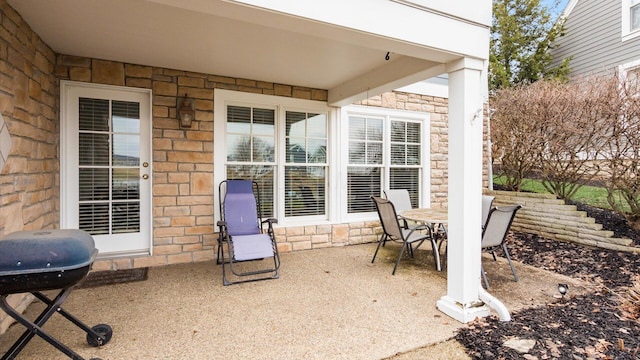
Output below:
[492,175,630,212]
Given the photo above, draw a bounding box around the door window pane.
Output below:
[112,202,140,233]
[113,134,140,166]
[79,98,109,131]
[77,97,141,236]
[79,133,109,166]
[112,168,140,200]
[79,203,109,235]
[79,168,109,201]
[112,100,140,133]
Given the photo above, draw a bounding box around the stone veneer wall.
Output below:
[0,0,482,279]
[0,1,59,333]
[54,56,332,271]
[54,54,455,271]
[0,0,485,335]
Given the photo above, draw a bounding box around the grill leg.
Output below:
[32,292,109,346]
[0,289,84,360]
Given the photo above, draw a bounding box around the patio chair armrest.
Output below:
[406,224,432,238]
[408,224,430,231]
[262,218,278,225]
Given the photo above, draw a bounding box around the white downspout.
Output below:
[486,101,493,191]
[478,285,511,321]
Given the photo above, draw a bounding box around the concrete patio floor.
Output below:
[0,242,589,360]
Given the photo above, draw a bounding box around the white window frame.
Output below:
[619,58,640,81]
[622,0,640,41]
[339,105,431,223]
[213,89,337,227]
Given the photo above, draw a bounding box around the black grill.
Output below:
[0,230,113,360]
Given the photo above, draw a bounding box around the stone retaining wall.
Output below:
[486,190,639,253]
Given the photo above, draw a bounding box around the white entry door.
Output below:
[61,81,152,257]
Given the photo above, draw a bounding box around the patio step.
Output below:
[485,190,639,253]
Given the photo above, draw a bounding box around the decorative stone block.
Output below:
[92,59,125,85]
[0,114,11,173]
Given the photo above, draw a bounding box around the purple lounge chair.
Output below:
[217,180,280,285]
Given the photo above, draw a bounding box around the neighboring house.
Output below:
[551,0,640,78]
[0,0,492,326]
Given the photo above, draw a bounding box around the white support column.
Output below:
[436,57,489,323]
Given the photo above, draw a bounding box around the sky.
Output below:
[541,0,571,19]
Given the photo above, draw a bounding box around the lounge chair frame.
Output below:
[217,180,280,285]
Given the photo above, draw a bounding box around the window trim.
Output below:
[339,105,431,223]
[622,0,640,41]
[213,89,335,227]
[60,80,153,257]
[619,58,640,79]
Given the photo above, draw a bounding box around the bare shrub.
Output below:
[534,78,606,199]
[491,79,605,196]
[490,83,546,191]
[597,74,640,230]
[492,73,640,230]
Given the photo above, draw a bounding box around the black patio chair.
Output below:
[481,205,522,288]
[371,196,440,274]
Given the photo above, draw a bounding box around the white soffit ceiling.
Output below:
[9,0,455,103]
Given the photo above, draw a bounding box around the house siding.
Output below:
[552,0,640,76]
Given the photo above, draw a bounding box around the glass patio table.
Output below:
[400,208,448,225]
[399,208,448,271]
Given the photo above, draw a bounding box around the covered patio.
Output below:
[0,244,588,359]
[0,0,494,330]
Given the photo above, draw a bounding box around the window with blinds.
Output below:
[285,111,327,217]
[78,98,141,235]
[390,120,421,208]
[347,114,423,214]
[226,105,276,217]
[348,116,383,213]
[225,106,329,219]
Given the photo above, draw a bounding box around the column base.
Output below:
[436,295,490,323]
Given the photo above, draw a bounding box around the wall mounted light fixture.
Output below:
[178,94,195,128]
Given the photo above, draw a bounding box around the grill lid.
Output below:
[0,230,97,276]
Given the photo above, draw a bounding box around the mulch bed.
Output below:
[456,203,640,359]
